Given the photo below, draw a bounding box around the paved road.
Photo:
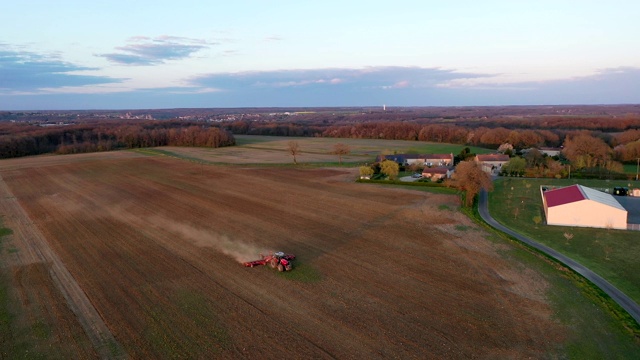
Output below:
[478,190,640,325]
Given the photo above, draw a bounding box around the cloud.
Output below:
[190,66,487,91]
[98,36,213,65]
[0,46,122,93]
[264,35,283,41]
[180,66,493,107]
[4,65,640,110]
[182,66,640,107]
[438,67,640,105]
[382,80,410,89]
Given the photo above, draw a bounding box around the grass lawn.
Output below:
[488,177,640,304]
[482,230,640,357]
[623,163,639,177]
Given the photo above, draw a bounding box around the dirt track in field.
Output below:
[0,174,124,359]
[0,154,565,358]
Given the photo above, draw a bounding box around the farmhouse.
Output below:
[475,154,510,174]
[539,147,562,157]
[541,184,627,230]
[422,166,453,180]
[377,153,454,167]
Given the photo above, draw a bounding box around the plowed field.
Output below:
[0,152,565,358]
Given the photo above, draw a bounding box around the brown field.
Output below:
[155,135,492,165]
[0,151,566,358]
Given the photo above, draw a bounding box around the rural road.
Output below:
[478,190,640,325]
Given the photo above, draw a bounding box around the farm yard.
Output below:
[0,137,639,358]
[489,177,640,304]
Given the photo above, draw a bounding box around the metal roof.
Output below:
[544,184,626,211]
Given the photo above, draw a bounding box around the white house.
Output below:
[539,147,562,157]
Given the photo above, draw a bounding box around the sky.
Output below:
[1,0,640,110]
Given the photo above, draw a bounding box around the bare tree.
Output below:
[533,215,542,226]
[332,143,351,164]
[563,232,574,245]
[448,160,493,207]
[287,141,300,164]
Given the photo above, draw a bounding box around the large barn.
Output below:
[542,184,628,230]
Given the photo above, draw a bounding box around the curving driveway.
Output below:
[478,190,640,325]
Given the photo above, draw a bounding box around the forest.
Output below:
[0,120,235,159]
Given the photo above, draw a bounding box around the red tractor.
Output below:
[243,252,295,272]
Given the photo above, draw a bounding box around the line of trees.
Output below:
[0,120,235,159]
[320,123,567,149]
[222,112,640,157]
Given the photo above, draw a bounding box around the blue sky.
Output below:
[1,1,639,110]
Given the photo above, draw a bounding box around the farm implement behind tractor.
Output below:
[243,252,295,272]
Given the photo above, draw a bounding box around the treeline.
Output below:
[0,120,235,159]
[224,118,640,164]
[456,115,640,132]
[225,121,323,137]
[320,123,566,148]
[225,116,640,143]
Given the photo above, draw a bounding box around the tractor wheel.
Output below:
[270,259,278,268]
[285,264,292,271]
[277,263,284,272]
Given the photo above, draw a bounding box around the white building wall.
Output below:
[546,200,627,229]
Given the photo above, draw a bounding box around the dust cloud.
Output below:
[80,199,271,263]
[149,216,269,263]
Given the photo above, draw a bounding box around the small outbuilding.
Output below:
[422,166,453,180]
[542,184,627,229]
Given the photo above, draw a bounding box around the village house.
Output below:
[377,153,454,167]
[539,147,562,157]
[475,154,510,174]
[521,147,562,157]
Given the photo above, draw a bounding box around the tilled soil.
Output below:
[0,154,565,358]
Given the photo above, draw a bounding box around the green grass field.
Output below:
[488,177,640,304]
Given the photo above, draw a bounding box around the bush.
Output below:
[356,178,446,188]
[572,168,628,180]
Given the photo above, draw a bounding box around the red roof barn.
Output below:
[542,184,627,229]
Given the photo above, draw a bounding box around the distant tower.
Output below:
[383,104,386,111]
